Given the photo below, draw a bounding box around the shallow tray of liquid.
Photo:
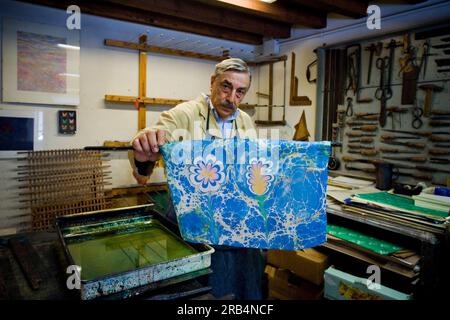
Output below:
[56,205,214,300]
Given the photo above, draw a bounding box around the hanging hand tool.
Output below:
[345,97,354,116]
[382,156,427,162]
[430,158,450,164]
[306,58,317,84]
[328,125,341,170]
[345,164,376,174]
[431,110,450,116]
[401,37,420,106]
[429,148,450,155]
[364,42,382,85]
[348,149,378,156]
[412,100,423,129]
[345,44,372,103]
[345,51,358,96]
[381,129,433,137]
[386,106,409,129]
[375,57,391,127]
[386,40,403,92]
[381,134,421,140]
[390,162,450,174]
[419,40,436,80]
[379,147,421,154]
[346,120,378,126]
[347,143,374,149]
[351,125,378,132]
[418,84,443,117]
[337,110,346,149]
[429,120,450,127]
[380,140,425,149]
[437,68,450,73]
[430,135,450,142]
[342,156,381,164]
[354,113,379,120]
[348,137,374,143]
[433,144,450,148]
[345,132,377,137]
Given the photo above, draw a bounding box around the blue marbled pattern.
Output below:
[161,139,330,250]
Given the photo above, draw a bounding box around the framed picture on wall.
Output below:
[0,109,44,159]
[2,18,80,106]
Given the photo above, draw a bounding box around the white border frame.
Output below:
[2,18,80,106]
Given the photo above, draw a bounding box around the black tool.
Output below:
[306,58,317,84]
[375,57,391,127]
[412,101,423,129]
[345,97,353,116]
[437,68,450,73]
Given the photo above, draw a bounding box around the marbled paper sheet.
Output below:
[161,139,331,250]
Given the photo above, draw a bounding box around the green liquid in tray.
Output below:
[67,225,198,281]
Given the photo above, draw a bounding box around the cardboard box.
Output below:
[324,266,412,300]
[267,248,329,285]
[265,265,323,300]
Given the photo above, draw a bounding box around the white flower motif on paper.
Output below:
[189,155,225,192]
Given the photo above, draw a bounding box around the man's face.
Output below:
[210,70,250,120]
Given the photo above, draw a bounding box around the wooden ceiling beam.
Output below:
[195,0,326,29]
[19,0,264,44]
[285,0,368,18]
[103,0,291,39]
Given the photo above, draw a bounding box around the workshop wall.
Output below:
[271,1,450,142]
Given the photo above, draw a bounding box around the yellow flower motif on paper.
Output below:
[246,158,274,196]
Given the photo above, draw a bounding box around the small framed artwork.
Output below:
[2,18,80,106]
[0,109,44,159]
[58,110,76,135]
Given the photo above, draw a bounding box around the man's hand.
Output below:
[132,129,166,162]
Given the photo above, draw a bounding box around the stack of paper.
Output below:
[412,189,450,214]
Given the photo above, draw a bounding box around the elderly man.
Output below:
[131,58,264,300]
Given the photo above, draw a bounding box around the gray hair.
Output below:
[214,58,251,81]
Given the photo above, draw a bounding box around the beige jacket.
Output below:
[130,94,257,177]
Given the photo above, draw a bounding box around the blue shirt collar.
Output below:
[203,93,240,123]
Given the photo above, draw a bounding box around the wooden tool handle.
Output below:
[431,110,450,115]
[429,120,450,126]
[380,147,398,153]
[342,156,356,162]
[406,142,425,148]
[360,137,374,143]
[359,125,378,132]
[430,135,450,142]
[360,149,378,156]
[347,143,371,149]
[429,148,449,155]
[410,157,427,162]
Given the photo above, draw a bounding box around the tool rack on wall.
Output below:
[317,23,450,187]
